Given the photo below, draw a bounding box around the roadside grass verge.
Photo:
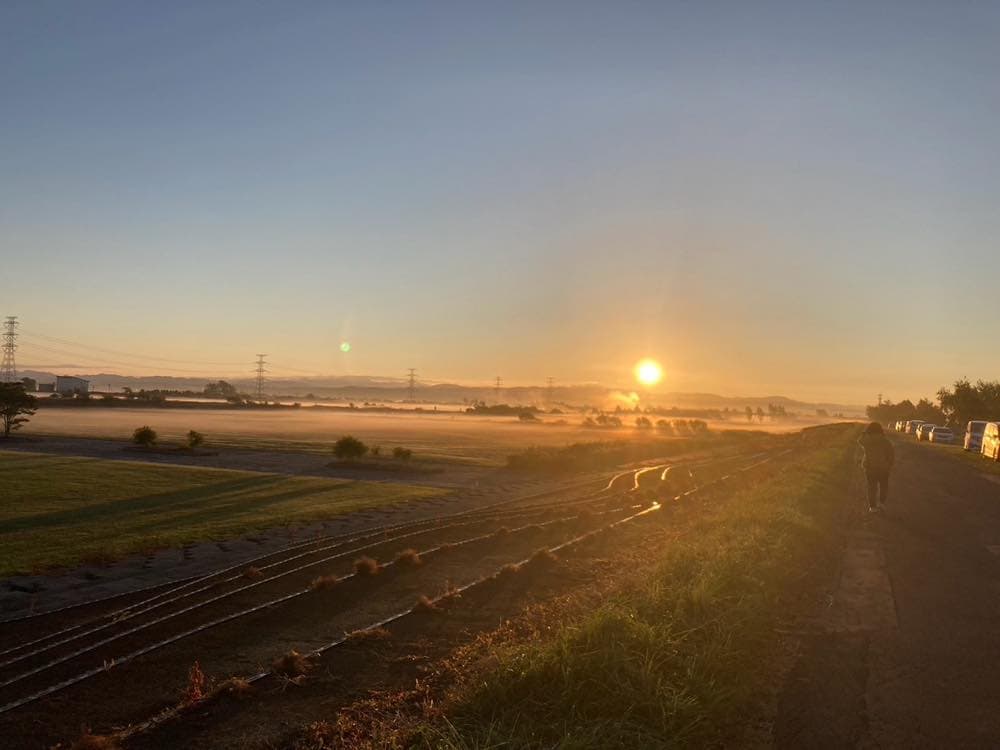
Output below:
[416,424,858,749]
[0,451,445,577]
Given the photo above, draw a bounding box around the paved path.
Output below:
[776,438,1000,748]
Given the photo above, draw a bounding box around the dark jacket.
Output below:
[858,432,895,474]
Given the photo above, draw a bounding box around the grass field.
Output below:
[418,423,858,748]
[0,451,445,577]
[24,407,829,466]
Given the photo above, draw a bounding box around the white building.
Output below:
[55,376,89,396]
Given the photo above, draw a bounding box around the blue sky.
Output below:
[2,1,999,402]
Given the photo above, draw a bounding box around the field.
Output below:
[0,451,444,576]
[26,405,827,465]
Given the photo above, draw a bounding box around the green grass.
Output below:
[0,451,445,576]
[416,423,858,749]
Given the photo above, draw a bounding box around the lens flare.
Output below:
[635,359,663,386]
[339,341,351,353]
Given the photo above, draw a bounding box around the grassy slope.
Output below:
[0,451,444,576]
[419,424,857,749]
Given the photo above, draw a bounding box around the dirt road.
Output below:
[776,437,1000,748]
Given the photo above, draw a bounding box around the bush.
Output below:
[132,425,157,447]
[333,435,368,460]
[186,430,205,449]
[656,419,674,436]
[393,446,413,461]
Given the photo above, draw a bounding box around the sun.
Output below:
[635,358,663,387]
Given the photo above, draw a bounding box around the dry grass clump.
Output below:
[242,566,264,580]
[353,556,382,576]
[525,548,559,570]
[493,526,510,538]
[411,594,440,614]
[497,562,522,579]
[271,649,311,678]
[215,676,253,697]
[309,574,340,591]
[345,627,391,644]
[393,548,423,567]
[70,729,120,750]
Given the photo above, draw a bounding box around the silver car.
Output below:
[929,426,954,444]
[916,423,936,442]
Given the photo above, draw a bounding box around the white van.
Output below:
[981,422,1000,461]
[965,421,987,452]
[905,420,925,435]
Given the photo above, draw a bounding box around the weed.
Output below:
[412,595,440,614]
[353,556,381,576]
[497,563,521,578]
[215,676,253,697]
[70,728,120,749]
[309,574,340,590]
[493,526,510,538]
[242,566,264,580]
[345,627,391,644]
[182,660,206,703]
[393,548,423,567]
[525,548,559,570]
[272,649,312,679]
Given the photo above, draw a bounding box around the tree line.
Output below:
[867,378,1000,429]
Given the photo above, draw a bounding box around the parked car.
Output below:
[916,423,936,441]
[964,421,987,452]
[905,420,925,435]
[929,426,954,444]
[981,422,1000,461]
[895,420,905,432]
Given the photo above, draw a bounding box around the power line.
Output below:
[255,354,267,402]
[1,316,17,383]
[407,368,417,401]
[546,376,555,403]
[495,375,502,403]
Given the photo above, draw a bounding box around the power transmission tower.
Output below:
[1,316,17,383]
[254,354,267,402]
[494,376,502,403]
[546,377,555,404]
[407,368,417,402]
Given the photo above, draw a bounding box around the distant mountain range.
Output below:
[19,369,865,415]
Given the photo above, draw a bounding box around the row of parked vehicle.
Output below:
[893,419,1000,459]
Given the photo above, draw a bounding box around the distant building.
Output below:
[38,382,55,393]
[20,376,37,392]
[55,376,89,396]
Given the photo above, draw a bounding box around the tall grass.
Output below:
[417,425,857,748]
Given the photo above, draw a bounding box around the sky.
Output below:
[2,1,999,403]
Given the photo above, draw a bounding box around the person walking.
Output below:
[858,422,895,512]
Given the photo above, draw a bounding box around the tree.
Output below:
[186,430,205,449]
[635,416,652,429]
[204,380,238,399]
[0,383,37,438]
[132,425,157,447]
[745,406,754,423]
[756,407,765,422]
[333,435,368,460]
[392,446,412,461]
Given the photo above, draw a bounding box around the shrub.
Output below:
[353,556,381,576]
[271,650,311,678]
[310,574,340,591]
[635,416,652,429]
[371,444,381,456]
[656,419,674,436]
[186,430,205,449]
[393,446,413,461]
[333,435,368,460]
[393,548,423,567]
[132,425,157,447]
